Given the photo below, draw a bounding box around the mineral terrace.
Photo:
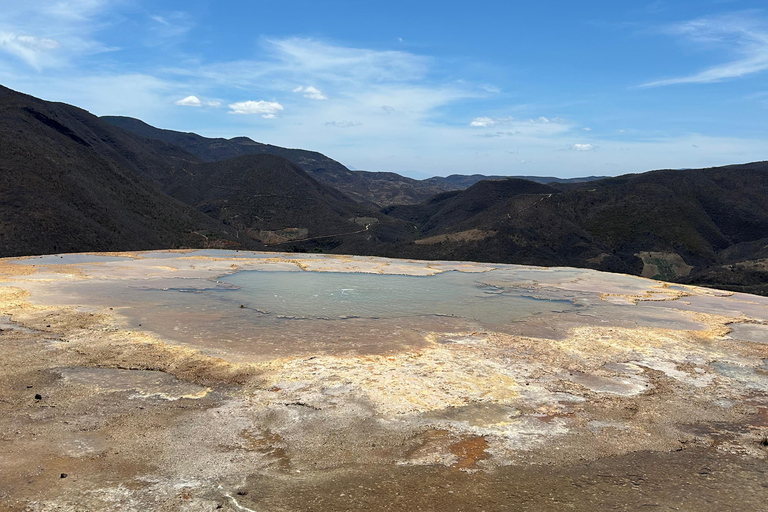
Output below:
[1,250,767,511]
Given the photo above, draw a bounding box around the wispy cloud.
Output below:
[469,116,514,128]
[4,4,763,177]
[268,37,429,84]
[325,121,361,128]
[149,12,194,40]
[0,0,116,69]
[469,116,571,137]
[0,33,60,69]
[641,12,768,87]
[293,85,328,100]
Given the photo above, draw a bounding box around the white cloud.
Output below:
[470,116,496,127]
[174,95,201,106]
[228,100,284,117]
[642,13,768,87]
[469,116,515,127]
[569,143,596,151]
[174,95,221,107]
[293,85,328,100]
[163,37,481,132]
[583,127,592,131]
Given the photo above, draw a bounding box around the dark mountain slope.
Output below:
[0,86,239,257]
[161,154,397,247]
[554,164,768,257]
[384,179,603,269]
[386,179,561,235]
[385,164,768,294]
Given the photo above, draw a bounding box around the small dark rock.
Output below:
[60,473,67,479]
[34,394,42,400]
[26,385,33,388]
[240,304,245,308]
[236,490,248,496]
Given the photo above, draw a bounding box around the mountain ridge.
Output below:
[101,115,604,206]
[2,85,767,295]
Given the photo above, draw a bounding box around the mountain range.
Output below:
[103,115,604,207]
[2,85,766,294]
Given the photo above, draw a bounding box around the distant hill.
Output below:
[101,116,603,206]
[422,174,603,190]
[3,86,767,295]
[0,86,395,256]
[161,153,396,248]
[0,85,240,256]
[384,165,768,295]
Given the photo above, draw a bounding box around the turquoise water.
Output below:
[17,267,709,360]
[141,249,280,259]
[10,254,133,265]
[21,269,584,359]
[217,270,580,325]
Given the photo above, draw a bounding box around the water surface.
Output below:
[11,254,133,265]
[16,266,715,361]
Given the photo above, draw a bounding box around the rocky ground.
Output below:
[0,251,767,511]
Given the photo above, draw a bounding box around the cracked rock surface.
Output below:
[1,250,767,511]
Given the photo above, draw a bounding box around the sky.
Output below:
[0,1,766,178]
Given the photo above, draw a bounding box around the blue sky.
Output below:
[0,1,766,178]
